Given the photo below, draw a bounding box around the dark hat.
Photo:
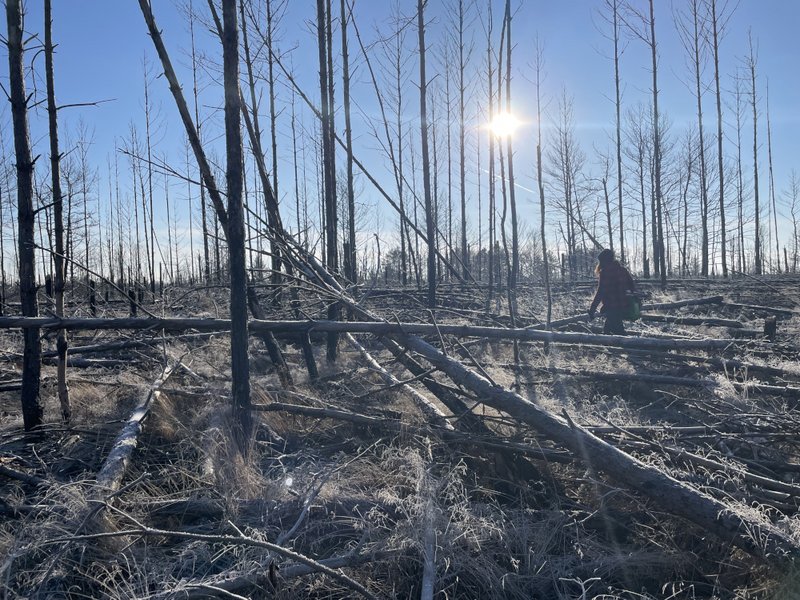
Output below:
[597,248,615,264]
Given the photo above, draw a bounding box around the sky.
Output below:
[2,0,800,275]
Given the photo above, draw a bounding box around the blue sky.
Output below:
[2,0,799,273]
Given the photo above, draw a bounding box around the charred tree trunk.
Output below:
[6,0,42,430]
[457,0,469,281]
[189,6,211,282]
[316,0,340,360]
[222,0,252,449]
[418,0,436,308]
[710,0,728,277]
[748,34,762,275]
[44,0,70,424]
[534,41,551,325]
[340,0,356,284]
[648,0,667,288]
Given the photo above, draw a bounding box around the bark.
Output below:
[710,0,728,277]
[0,316,747,352]
[340,0,357,283]
[44,0,70,424]
[138,0,228,231]
[418,0,436,308]
[6,0,42,430]
[457,0,468,280]
[748,34,761,275]
[398,332,800,564]
[222,0,252,449]
[95,364,177,493]
[345,333,452,430]
[316,0,339,361]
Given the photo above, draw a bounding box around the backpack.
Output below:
[623,292,642,321]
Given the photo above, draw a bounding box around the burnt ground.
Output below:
[1,275,800,598]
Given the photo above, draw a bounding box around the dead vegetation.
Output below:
[0,276,799,598]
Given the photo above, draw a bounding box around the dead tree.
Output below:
[747,32,762,275]
[765,82,780,273]
[418,0,436,308]
[222,0,252,449]
[188,4,211,282]
[602,0,627,264]
[708,0,733,277]
[622,0,666,286]
[316,0,340,360]
[455,0,470,280]
[340,0,357,283]
[44,0,70,424]
[675,0,710,276]
[6,0,42,430]
[733,70,746,272]
[534,39,551,325]
[503,0,520,347]
[138,0,262,448]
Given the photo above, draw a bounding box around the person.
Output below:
[588,248,635,335]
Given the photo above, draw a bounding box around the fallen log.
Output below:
[169,549,396,600]
[641,295,723,310]
[252,401,572,464]
[344,333,453,431]
[95,362,178,494]
[721,302,798,317]
[584,347,800,380]
[396,333,800,565]
[502,365,800,398]
[640,314,745,328]
[274,239,800,565]
[0,316,748,352]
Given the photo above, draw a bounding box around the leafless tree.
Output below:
[6,0,43,429]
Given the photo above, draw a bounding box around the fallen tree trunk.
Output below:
[95,362,178,495]
[258,241,800,564]
[721,301,798,317]
[503,365,800,398]
[253,401,571,464]
[585,346,799,379]
[641,295,723,310]
[344,333,453,431]
[0,316,746,351]
[395,333,800,565]
[640,314,745,328]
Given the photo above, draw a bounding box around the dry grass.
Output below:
[1,278,800,597]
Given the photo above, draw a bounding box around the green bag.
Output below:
[624,295,641,321]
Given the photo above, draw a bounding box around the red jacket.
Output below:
[590,261,635,313]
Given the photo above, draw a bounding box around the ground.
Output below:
[1,275,799,598]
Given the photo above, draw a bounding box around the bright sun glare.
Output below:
[488,112,520,137]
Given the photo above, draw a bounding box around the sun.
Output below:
[488,111,521,138]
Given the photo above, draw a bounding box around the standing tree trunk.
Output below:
[534,40,551,325]
[144,62,156,296]
[316,0,340,360]
[222,0,252,450]
[44,0,70,424]
[188,6,211,282]
[766,82,780,273]
[648,0,667,288]
[340,0,356,284]
[748,33,761,275]
[418,0,436,308]
[677,0,709,276]
[734,73,746,273]
[611,0,625,263]
[504,0,520,362]
[710,0,729,277]
[265,0,283,297]
[457,0,469,281]
[6,0,42,430]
